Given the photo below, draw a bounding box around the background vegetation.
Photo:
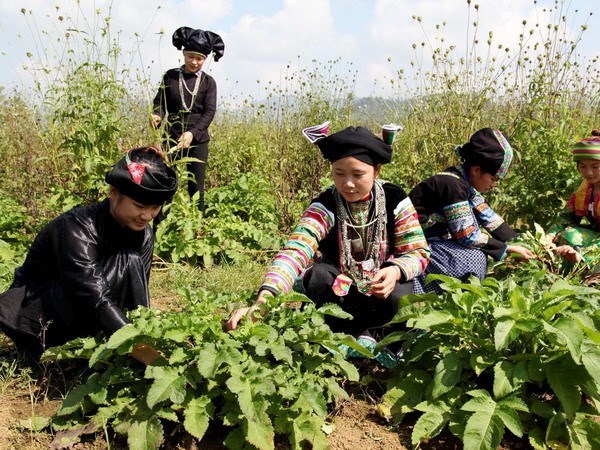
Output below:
[0,1,599,449]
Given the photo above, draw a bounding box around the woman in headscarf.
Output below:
[547,131,600,272]
[227,125,430,341]
[409,128,534,294]
[152,26,225,214]
[0,147,177,363]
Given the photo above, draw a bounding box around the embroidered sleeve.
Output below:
[261,202,334,294]
[470,190,518,242]
[387,197,430,281]
[443,200,489,247]
[470,192,505,232]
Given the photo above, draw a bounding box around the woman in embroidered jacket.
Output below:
[547,131,600,271]
[152,26,224,213]
[227,125,430,336]
[409,128,534,294]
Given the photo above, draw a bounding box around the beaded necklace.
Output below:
[178,68,202,111]
[335,180,387,294]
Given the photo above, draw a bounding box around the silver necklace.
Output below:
[335,180,387,294]
[178,70,201,111]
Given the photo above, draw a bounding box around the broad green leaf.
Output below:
[498,396,529,413]
[411,411,447,446]
[333,356,359,381]
[146,366,186,409]
[580,342,600,382]
[493,361,528,399]
[527,358,546,382]
[298,383,327,418]
[326,379,349,401]
[106,324,141,349]
[127,417,164,450]
[462,391,493,412]
[196,343,219,378]
[93,403,125,425]
[431,353,462,399]
[494,318,519,350]
[19,415,51,432]
[226,375,269,422]
[570,312,600,344]
[496,404,523,437]
[492,306,516,319]
[317,303,353,319]
[527,426,547,450]
[291,414,328,450]
[413,311,454,329]
[57,372,101,416]
[568,415,600,450]
[156,408,178,422]
[88,386,108,406]
[164,328,189,342]
[183,396,212,440]
[509,287,529,313]
[462,398,504,450]
[89,344,112,367]
[543,316,584,363]
[269,337,294,365]
[168,347,187,365]
[245,418,275,450]
[530,398,556,418]
[546,359,581,417]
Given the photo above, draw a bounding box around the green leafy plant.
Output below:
[0,192,32,290]
[41,291,364,449]
[155,172,283,266]
[378,272,600,449]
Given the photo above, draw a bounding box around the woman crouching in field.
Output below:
[547,131,600,274]
[227,125,430,340]
[408,128,535,294]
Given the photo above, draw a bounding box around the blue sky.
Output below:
[0,0,597,101]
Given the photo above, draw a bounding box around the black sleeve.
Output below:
[53,217,129,334]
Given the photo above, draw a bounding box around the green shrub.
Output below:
[155,173,283,266]
[378,272,600,449]
[41,291,362,449]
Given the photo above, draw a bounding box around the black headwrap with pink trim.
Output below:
[105,147,178,205]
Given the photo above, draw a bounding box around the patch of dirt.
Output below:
[327,397,407,449]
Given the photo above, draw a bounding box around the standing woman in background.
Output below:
[152,26,224,214]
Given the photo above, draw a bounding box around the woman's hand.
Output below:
[506,245,536,260]
[150,114,162,128]
[130,343,162,365]
[177,131,194,149]
[226,291,272,331]
[553,245,583,263]
[369,266,400,299]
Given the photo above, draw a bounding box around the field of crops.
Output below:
[0,1,599,449]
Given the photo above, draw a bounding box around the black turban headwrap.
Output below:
[172,26,225,62]
[456,128,514,178]
[315,126,393,166]
[105,147,178,205]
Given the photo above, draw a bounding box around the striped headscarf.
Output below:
[572,130,600,161]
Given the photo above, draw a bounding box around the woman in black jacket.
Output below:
[0,148,177,362]
[152,26,224,213]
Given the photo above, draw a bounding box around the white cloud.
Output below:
[0,0,597,101]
